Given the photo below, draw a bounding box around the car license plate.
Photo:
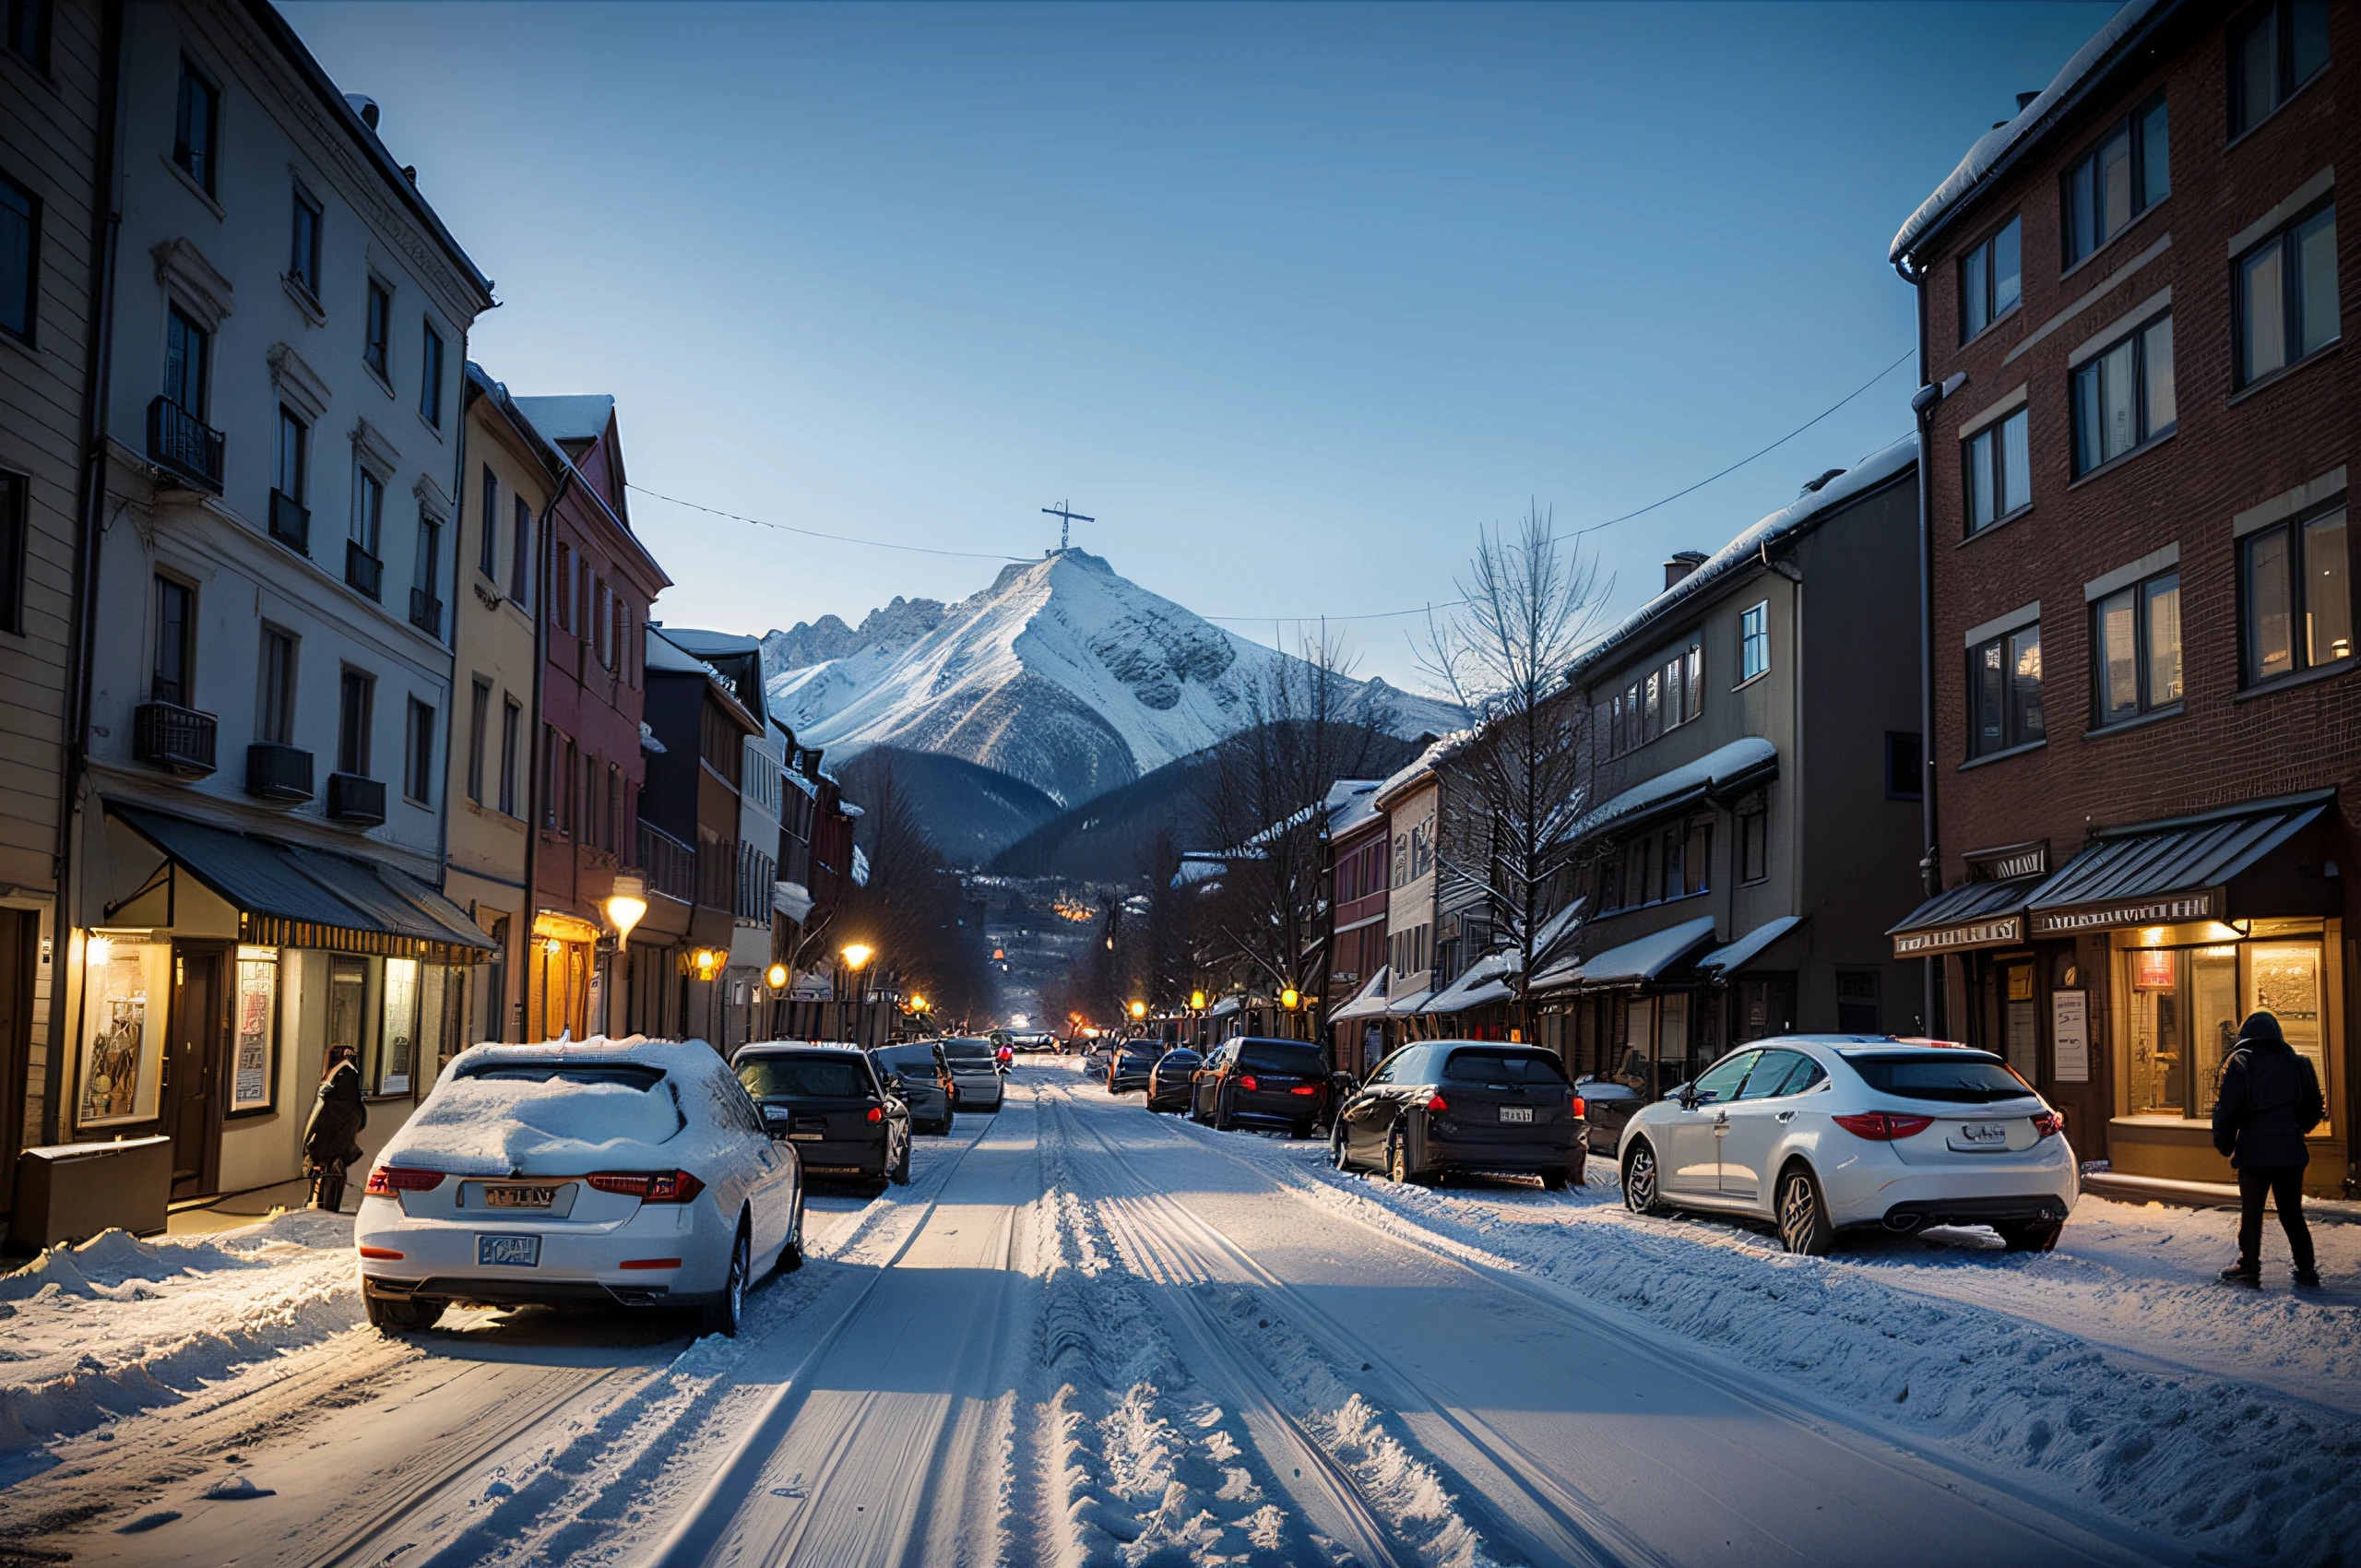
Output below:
[481,1184,559,1210]
[1952,1122,2010,1149]
[477,1233,540,1267]
[789,1132,824,1142]
[1498,1106,1534,1123]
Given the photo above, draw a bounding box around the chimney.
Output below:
[2016,89,2041,112]
[344,94,380,131]
[1664,552,1708,589]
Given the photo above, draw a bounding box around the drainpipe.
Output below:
[1901,245,1965,1036]
[43,0,125,1149]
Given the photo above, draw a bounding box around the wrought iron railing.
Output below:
[345,540,383,600]
[636,819,695,902]
[326,770,386,825]
[409,586,442,637]
[147,397,224,492]
[268,489,310,552]
[244,742,314,802]
[132,701,217,776]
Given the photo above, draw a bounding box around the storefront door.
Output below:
[162,949,222,1198]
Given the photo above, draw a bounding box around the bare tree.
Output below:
[835,762,999,1024]
[1418,505,1612,1036]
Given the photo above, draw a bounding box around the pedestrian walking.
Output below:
[2212,1010,2323,1289]
[304,1045,368,1212]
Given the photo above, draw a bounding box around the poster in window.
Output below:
[2249,942,2327,1127]
[2051,989,2090,1082]
[231,949,279,1112]
[381,956,418,1096]
[78,939,167,1127]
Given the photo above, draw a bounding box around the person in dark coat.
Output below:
[304,1046,367,1212]
[2212,1010,2323,1288]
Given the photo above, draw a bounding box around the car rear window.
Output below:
[1845,1051,2032,1104]
[1235,1040,1323,1075]
[1442,1049,1569,1086]
[1120,1044,1160,1062]
[875,1047,936,1076]
[738,1055,873,1099]
[456,1061,667,1092]
[940,1039,995,1062]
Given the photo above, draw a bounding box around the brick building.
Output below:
[1887,0,2356,1194]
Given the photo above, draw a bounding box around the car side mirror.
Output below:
[1676,1086,1700,1111]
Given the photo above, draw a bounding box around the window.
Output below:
[1959,216,2022,340]
[1836,973,1881,1034]
[6,0,53,69]
[478,467,499,577]
[1682,820,1711,897]
[0,171,34,342]
[414,509,440,600]
[499,696,521,815]
[2241,504,2351,683]
[2092,570,2182,726]
[273,405,307,505]
[1739,601,1769,681]
[2236,203,2338,387]
[404,697,433,802]
[1964,407,2031,531]
[288,187,321,299]
[0,468,23,636]
[1883,731,1923,801]
[2061,92,2167,267]
[2229,1,2330,137]
[1967,622,2045,756]
[510,494,531,604]
[541,725,560,828]
[172,56,220,196]
[350,462,383,555]
[419,321,445,426]
[362,279,390,380]
[151,576,193,706]
[551,542,570,629]
[257,626,297,744]
[2071,315,2176,474]
[1739,806,1768,883]
[337,669,373,776]
[163,303,208,417]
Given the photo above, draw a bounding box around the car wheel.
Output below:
[1330,1123,1353,1171]
[1214,1090,1236,1132]
[1996,1218,2063,1253]
[890,1135,912,1186]
[1622,1140,1662,1215]
[1386,1126,1422,1185]
[702,1223,750,1337]
[364,1293,441,1332]
[1540,1167,1571,1191]
[775,1193,806,1275]
[1775,1164,1835,1256]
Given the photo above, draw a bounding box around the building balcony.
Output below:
[268,489,310,553]
[326,771,386,826]
[409,586,442,637]
[635,819,695,903]
[345,540,383,601]
[132,701,217,777]
[244,742,314,803]
[147,397,223,493]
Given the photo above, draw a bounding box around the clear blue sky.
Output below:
[283,1,2114,690]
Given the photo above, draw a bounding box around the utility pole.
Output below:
[1041,500,1093,554]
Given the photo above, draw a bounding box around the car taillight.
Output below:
[1240,1075,1258,1091]
[1832,1111,1935,1142]
[1288,1085,1319,1096]
[2032,1110,2061,1139]
[1570,1095,1586,1119]
[1425,1093,1448,1112]
[364,1166,444,1195]
[865,1105,884,1123]
[586,1170,706,1203]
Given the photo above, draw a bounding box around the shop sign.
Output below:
[1892,913,2023,957]
[1965,841,2048,883]
[2029,888,2216,936]
[2051,989,2089,1083]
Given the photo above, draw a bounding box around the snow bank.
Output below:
[0,1210,359,1454]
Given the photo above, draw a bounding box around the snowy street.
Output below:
[5,1060,2358,1567]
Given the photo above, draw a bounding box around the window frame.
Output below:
[350,458,384,556]
[337,667,374,777]
[419,319,445,427]
[2227,0,2331,141]
[274,403,307,505]
[1738,600,1770,683]
[478,466,499,579]
[287,184,323,303]
[172,54,221,197]
[510,494,532,605]
[0,168,36,345]
[1963,405,2032,533]
[6,0,54,72]
[151,574,196,707]
[404,696,434,804]
[1957,213,2023,342]
[362,277,392,383]
[2233,200,2339,391]
[1965,620,2046,759]
[2088,568,2184,729]
[163,302,209,419]
[2070,313,2177,477]
[2060,90,2169,270]
[499,695,521,815]
[256,624,298,746]
[2238,499,2352,686]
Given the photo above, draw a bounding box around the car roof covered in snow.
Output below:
[732,1039,867,1060]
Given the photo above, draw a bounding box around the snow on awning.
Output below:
[773,880,814,924]
[1423,953,1514,1015]
[1328,966,1390,1024]
[1532,915,1718,995]
[1571,738,1777,841]
[1697,915,1803,978]
[1208,995,1243,1018]
[850,846,871,886]
[1386,987,1432,1016]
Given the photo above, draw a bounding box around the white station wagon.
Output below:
[356,1039,805,1336]
[1616,1037,2077,1254]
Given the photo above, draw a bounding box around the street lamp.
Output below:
[840,943,874,1044]
[1281,987,1301,1010]
[602,875,647,1039]
[765,962,789,990]
[1128,999,1146,1024]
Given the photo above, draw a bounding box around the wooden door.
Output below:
[163,950,223,1198]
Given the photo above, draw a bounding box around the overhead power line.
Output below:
[627,485,1035,563]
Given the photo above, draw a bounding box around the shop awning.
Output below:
[1887,877,2042,957]
[1424,952,1515,1014]
[1385,987,1432,1016]
[108,803,495,963]
[2023,790,2336,936]
[1208,995,1243,1018]
[1531,914,1718,994]
[1698,915,1804,977]
[1328,966,1390,1025]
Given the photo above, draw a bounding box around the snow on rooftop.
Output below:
[1324,780,1384,838]
[1375,730,1474,807]
[510,394,615,445]
[1572,737,1777,840]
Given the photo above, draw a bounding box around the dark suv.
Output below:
[733,1042,910,1194]
[1333,1040,1584,1188]
[1189,1037,1333,1137]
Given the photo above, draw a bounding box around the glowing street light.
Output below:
[1128,1000,1147,1022]
[1281,987,1301,1010]
[603,874,647,945]
[841,943,874,971]
[1189,989,1205,1011]
[765,962,789,991]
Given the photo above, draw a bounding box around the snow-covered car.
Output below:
[356,1039,805,1337]
[1616,1037,2077,1254]
[934,1037,1004,1111]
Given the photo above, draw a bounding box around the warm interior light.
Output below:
[85,933,113,967]
[545,936,565,957]
[841,943,874,970]
[765,962,789,990]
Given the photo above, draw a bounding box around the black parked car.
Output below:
[1190,1037,1333,1137]
[872,1042,955,1134]
[1333,1040,1584,1188]
[1107,1039,1162,1094]
[733,1041,911,1194]
[1145,1048,1202,1111]
[935,1037,1005,1112]
[1572,1075,1645,1157]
